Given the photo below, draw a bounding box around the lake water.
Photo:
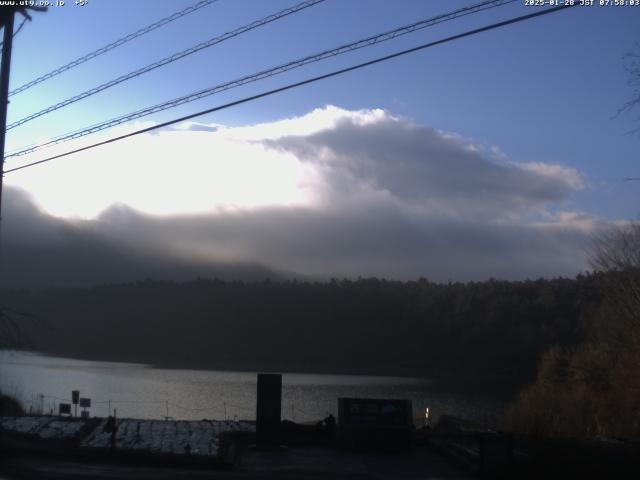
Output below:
[0,350,503,427]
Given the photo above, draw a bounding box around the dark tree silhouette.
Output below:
[0,274,597,397]
[0,308,32,350]
[505,223,640,440]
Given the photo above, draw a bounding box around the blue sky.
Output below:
[1,0,639,283]
[7,0,640,218]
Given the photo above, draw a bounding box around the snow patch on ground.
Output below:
[1,416,255,458]
[81,419,255,457]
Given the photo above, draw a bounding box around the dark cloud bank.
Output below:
[0,186,592,289]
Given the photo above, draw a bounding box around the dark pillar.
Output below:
[256,373,281,446]
[0,9,15,221]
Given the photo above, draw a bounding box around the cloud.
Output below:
[0,106,604,286]
[0,184,598,287]
[263,109,585,220]
[0,188,283,289]
[179,123,220,133]
[90,201,596,281]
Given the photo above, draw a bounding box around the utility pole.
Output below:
[0,6,46,221]
[0,9,15,222]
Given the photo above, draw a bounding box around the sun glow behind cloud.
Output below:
[6,105,586,225]
[6,121,325,218]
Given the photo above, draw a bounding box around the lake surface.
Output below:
[0,350,503,427]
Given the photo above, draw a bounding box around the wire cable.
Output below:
[6,0,516,158]
[0,16,29,51]
[12,16,27,38]
[8,0,220,97]
[7,0,326,130]
[4,4,577,175]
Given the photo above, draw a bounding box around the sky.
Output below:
[0,0,639,286]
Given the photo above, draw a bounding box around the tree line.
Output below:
[0,273,604,397]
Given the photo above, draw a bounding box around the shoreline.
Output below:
[2,348,517,402]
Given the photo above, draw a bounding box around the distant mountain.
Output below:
[0,188,287,289]
[0,236,285,288]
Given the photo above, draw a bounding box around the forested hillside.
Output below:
[0,275,604,397]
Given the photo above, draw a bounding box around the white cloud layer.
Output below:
[1,106,605,284]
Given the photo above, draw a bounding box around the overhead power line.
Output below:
[4,4,577,175]
[8,0,220,97]
[12,16,28,37]
[0,16,28,44]
[6,0,516,158]
[7,0,326,131]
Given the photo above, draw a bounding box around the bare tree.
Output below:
[589,223,640,341]
[506,223,640,439]
[590,222,640,271]
[617,43,640,134]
